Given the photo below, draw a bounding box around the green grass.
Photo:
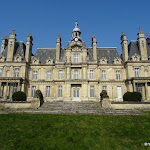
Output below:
[0,113,150,150]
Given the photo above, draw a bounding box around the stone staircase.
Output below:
[12,101,146,115]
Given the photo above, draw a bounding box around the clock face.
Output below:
[75,38,78,42]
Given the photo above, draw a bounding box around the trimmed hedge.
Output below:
[123,92,142,102]
[12,91,27,101]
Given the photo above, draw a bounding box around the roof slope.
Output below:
[2,42,26,60]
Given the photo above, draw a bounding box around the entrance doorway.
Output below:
[73,88,80,100]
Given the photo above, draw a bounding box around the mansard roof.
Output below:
[33,47,120,64]
[2,42,26,60]
[128,41,150,60]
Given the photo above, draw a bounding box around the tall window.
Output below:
[14,69,19,77]
[135,68,139,77]
[46,86,50,98]
[116,71,120,80]
[33,71,37,80]
[102,70,106,80]
[0,69,2,77]
[32,86,36,97]
[12,84,17,94]
[102,86,107,91]
[90,86,94,97]
[47,71,51,80]
[59,70,63,79]
[74,54,79,63]
[58,86,62,97]
[90,70,94,79]
[74,71,79,79]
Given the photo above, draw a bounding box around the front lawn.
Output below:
[0,113,150,150]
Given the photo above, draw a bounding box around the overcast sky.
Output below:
[0,0,149,55]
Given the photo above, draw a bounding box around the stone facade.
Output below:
[0,22,150,102]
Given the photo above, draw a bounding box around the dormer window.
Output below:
[116,60,119,63]
[16,57,19,61]
[48,60,51,64]
[34,60,37,64]
[134,57,137,60]
[0,57,2,61]
[102,60,105,64]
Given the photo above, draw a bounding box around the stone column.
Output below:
[4,82,8,100]
[0,82,1,97]
[142,84,146,101]
[145,82,148,101]
[17,82,21,91]
[0,82,3,96]
[133,82,136,92]
[128,81,133,92]
[21,83,25,92]
[64,84,71,101]
[67,67,71,79]
[82,83,88,101]
[10,84,13,100]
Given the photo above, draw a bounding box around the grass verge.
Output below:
[0,113,150,150]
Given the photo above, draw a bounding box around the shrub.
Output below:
[12,91,27,101]
[123,92,142,102]
[100,90,109,100]
[34,90,44,106]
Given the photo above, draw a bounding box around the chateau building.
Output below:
[0,22,150,102]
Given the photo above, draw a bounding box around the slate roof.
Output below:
[33,47,120,64]
[33,48,56,64]
[128,40,150,60]
[2,42,26,60]
[128,41,140,60]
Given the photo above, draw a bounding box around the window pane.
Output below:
[58,86,62,97]
[59,71,63,79]
[14,69,19,77]
[74,71,79,79]
[33,71,37,80]
[102,86,107,91]
[47,71,51,80]
[0,69,2,77]
[102,71,106,80]
[135,68,139,77]
[32,86,36,97]
[74,54,79,63]
[46,86,50,97]
[116,71,120,80]
[90,70,94,79]
[90,86,94,97]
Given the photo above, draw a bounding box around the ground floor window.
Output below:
[90,86,94,97]
[46,86,50,98]
[32,86,36,97]
[102,86,107,91]
[12,84,17,94]
[136,83,142,94]
[58,86,62,97]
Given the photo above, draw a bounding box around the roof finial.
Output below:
[122,30,124,35]
[93,32,95,37]
[148,33,149,38]
[139,27,141,32]
[12,29,15,33]
[75,21,78,28]
[58,33,60,37]
[29,32,31,36]
[5,35,7,38]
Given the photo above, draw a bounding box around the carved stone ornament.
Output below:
[131,53,140,61]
